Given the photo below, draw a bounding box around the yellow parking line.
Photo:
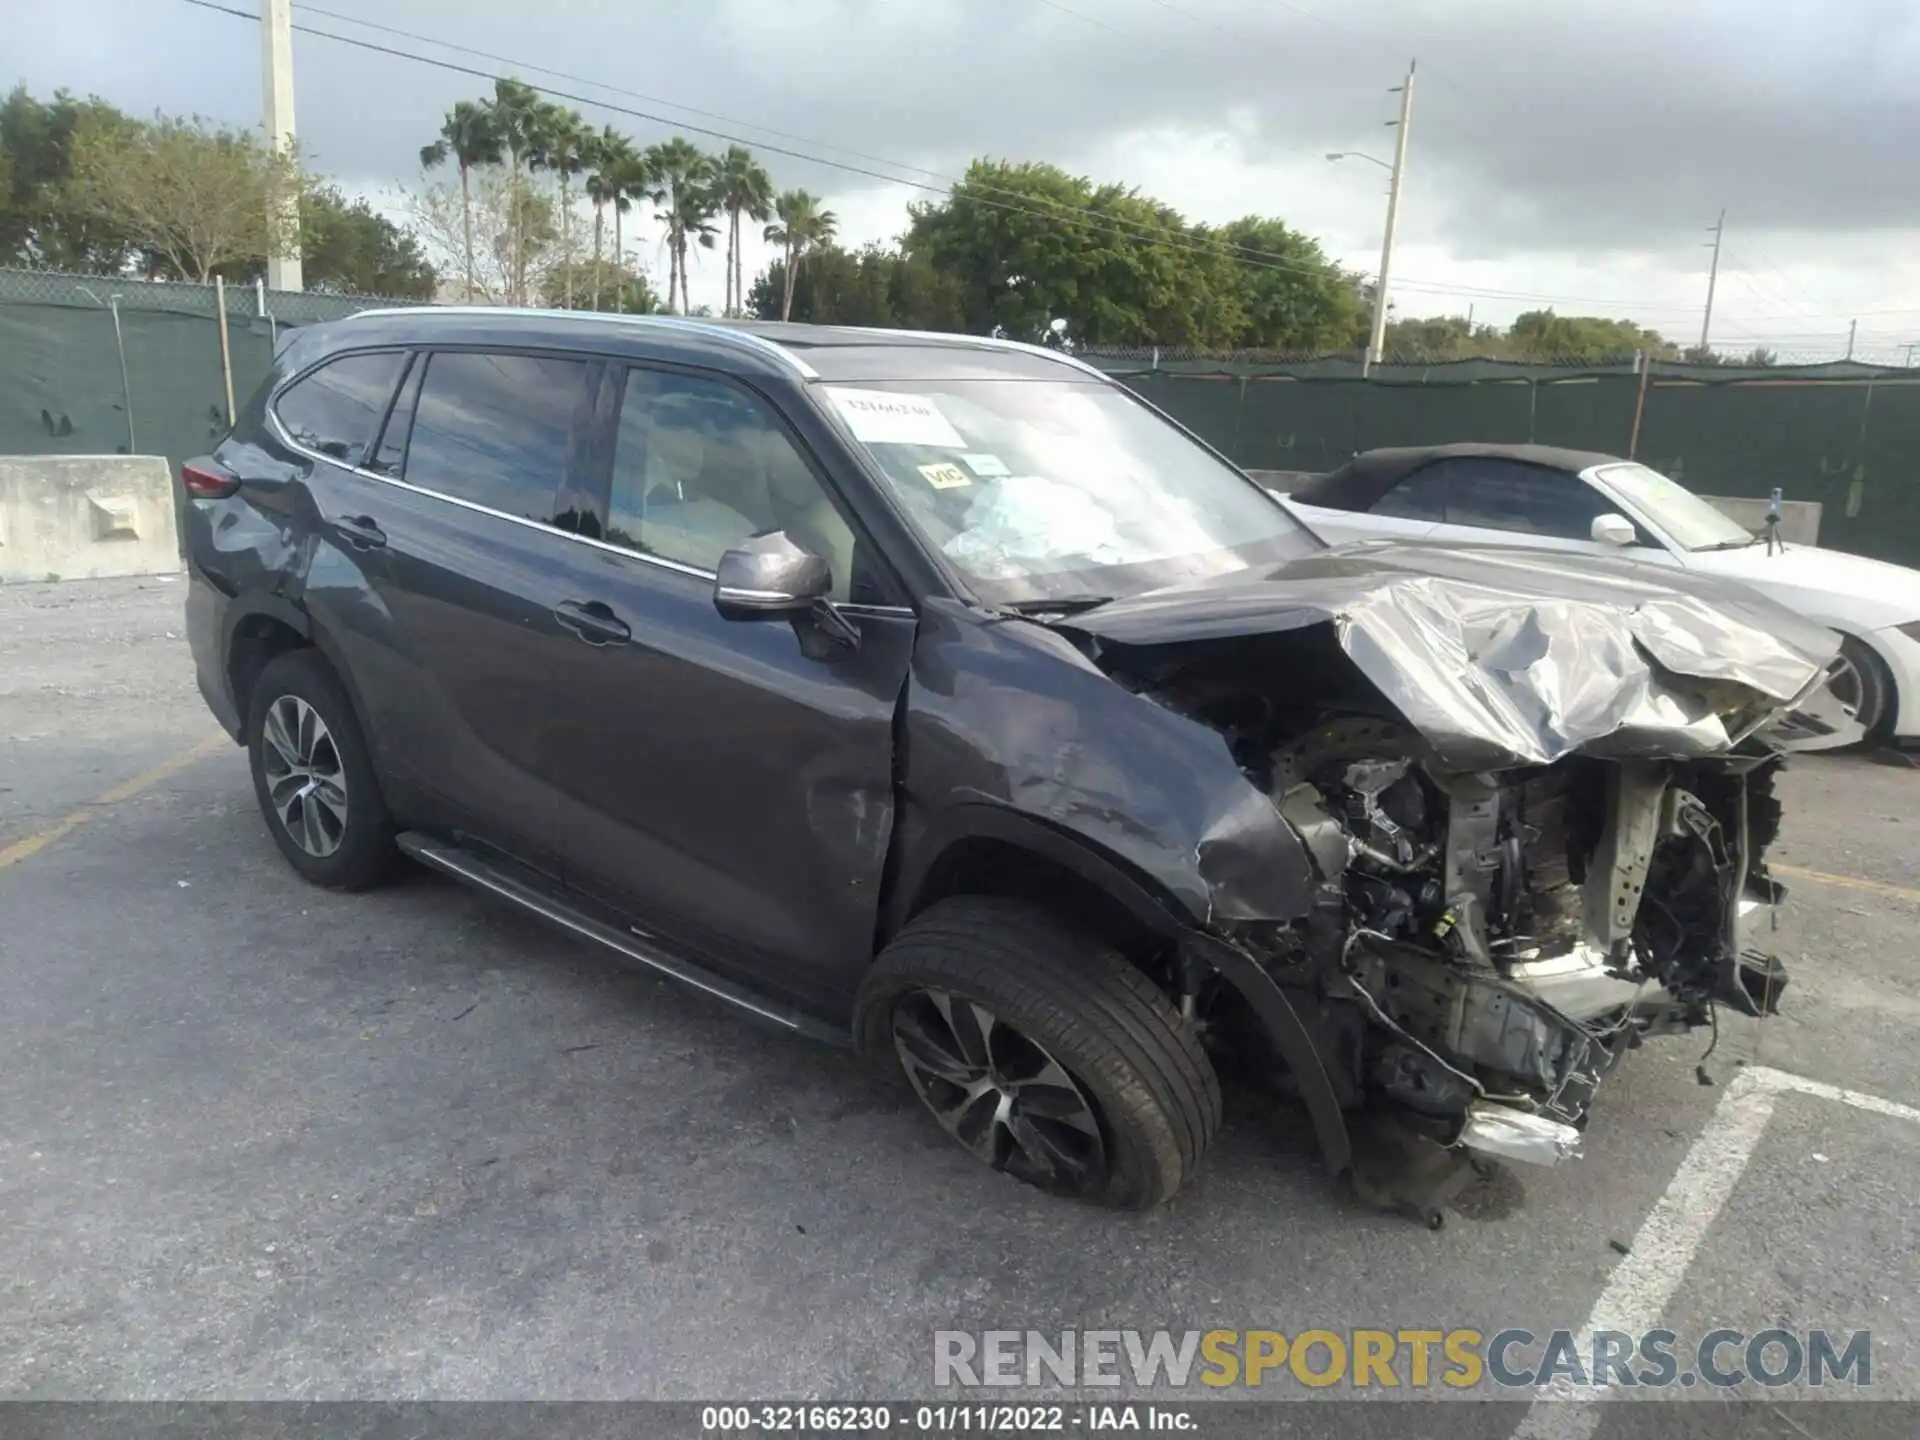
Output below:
[1773,862,1920,906]
[0,733,229,870]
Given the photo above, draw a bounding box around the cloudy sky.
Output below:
[17,0,1920,359]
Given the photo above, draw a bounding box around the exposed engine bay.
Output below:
[1048,544,1840,1222]
[1271,714,1781,1115]
[1188,709,1790,1218]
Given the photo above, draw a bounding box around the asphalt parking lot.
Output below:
[2,575,1918,1411]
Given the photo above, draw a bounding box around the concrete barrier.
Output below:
[0,455,182,584]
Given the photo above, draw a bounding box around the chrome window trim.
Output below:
[265,408,915,614]
[341,306,821,378]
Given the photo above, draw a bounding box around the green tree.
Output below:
[713,144,773,317]
[532,106,593,307]
[483,78,545,302]
[418,99,498,302]
[541,256,658,313]
[644,137,716,314]
[1214,217,1363,350]
[1507,310,1674,362]
[295,184,436,298]
[70,111,308,282]
[0,85,142,270]
[763,188,837,322]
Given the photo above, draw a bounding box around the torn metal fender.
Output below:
[1182,932,1353,1175]
[898,598,1317,928]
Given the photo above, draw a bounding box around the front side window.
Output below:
[401,351,590,525]
[606,367,859,600]
[814,376,1317,605]
[1435,458,1612,540]
[274,351,405,463]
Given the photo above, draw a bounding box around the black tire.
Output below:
[246,648,397,890]
[854,896,1222,1209]
[1835,636,1894,741]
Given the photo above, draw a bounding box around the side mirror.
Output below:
[1591,513,1638,547]
[713,530,832,620]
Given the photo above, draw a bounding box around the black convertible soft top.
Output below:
[1288,442,1624,513]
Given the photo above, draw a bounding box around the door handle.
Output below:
[335,515,387,550]
[554,598,631,646]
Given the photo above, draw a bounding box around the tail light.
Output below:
[181,461,239,499]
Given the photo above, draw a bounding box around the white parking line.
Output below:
[1511,1065,1920,1440]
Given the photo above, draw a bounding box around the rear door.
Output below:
[349,346,613,878]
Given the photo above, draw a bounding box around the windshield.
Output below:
[815,377,1319,605]
[1593,461,1755,551]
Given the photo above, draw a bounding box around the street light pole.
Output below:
[1365,61,1416,377]
[1698,209,1724,354]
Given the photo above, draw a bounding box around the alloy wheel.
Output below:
[259,695,350,858]
[891,987,1109,1194]
[1825,652,1869,727]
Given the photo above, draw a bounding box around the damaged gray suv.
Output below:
[182,311,1849,1222]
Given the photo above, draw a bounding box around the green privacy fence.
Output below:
[6,274,1918,569]
[1088,354,1920,569]
[0,268,423,477]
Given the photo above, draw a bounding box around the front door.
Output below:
[506,362,915,1012]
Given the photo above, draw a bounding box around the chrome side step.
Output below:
[396,831,846,1045]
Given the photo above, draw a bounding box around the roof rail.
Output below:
[827,324,1109,381]
[340,306,818,378]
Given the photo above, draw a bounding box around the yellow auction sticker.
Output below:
[918,462,973,490]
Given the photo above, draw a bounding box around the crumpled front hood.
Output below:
[1062,542,1846,769]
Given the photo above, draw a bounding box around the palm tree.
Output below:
[644,138,715,315]
[533,106,593,308]
[585,126,637,311]
[419,101,500,302]
[713,145,773,318]
[484,78,544,302]
[764,189,838,322]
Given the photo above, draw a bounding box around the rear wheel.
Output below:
[247,649,397,890]
[855,897,1221,1209]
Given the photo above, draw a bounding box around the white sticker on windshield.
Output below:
[824,387,964,448]
[959,452,1011,477]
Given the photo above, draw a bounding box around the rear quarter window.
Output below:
[273,352,406,463]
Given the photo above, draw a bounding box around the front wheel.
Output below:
[855,897,1222,1209]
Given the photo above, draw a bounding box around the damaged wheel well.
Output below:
[894,834,1183,991]
[228,614,310,731]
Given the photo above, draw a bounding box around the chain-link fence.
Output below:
[0,266,427,473]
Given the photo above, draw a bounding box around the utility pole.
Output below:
[1698,209,1724,354]
[1846,319,1857,360]
[1904,342,1916,369]
[1364,61,1416,376]
[262,0,303,292]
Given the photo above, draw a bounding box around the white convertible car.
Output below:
[1277,443,1920,743]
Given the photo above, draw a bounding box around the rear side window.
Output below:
[1374,465,1450,521]
[274,352,405,462]
[401,351,592,525]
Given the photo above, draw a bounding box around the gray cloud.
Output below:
[16,0,1920,272]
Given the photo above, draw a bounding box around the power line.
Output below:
[187,0,1648,308]
[1029,0,1147,40]
[178,0,1878,322]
